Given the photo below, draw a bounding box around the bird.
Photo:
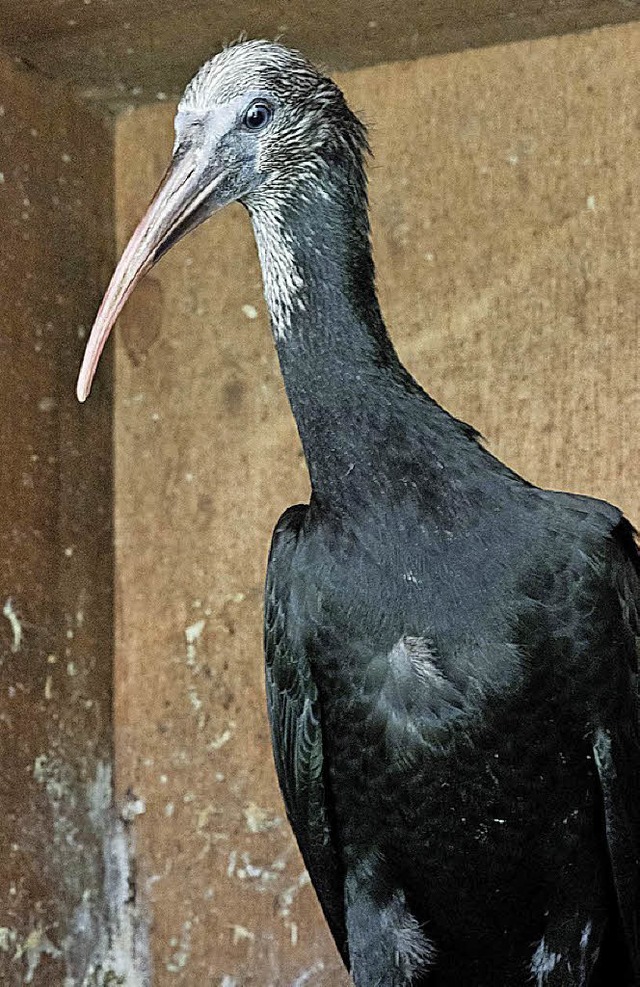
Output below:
[76,40,639,987]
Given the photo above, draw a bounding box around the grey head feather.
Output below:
[179,40,370,179]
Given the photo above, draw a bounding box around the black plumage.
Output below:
[77,41,640,986]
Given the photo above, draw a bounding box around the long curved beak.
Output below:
[76,151,225,402]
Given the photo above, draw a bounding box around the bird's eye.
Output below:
[243,101,274,131]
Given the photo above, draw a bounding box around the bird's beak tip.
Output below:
[76,359,94,402]
[75,153,216,408]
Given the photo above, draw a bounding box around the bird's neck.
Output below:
[247,171,468,509]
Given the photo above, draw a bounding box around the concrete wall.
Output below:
[75,17,640,986]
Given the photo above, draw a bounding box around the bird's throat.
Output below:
[247,176,421,506]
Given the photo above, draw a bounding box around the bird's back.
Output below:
[266,470,639,985]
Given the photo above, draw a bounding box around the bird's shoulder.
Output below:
[265,487,638,700]
[264,502,309,671]
[522,486,639,638]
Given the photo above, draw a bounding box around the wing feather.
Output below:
[593,520,640,978]
[264,505,348,963]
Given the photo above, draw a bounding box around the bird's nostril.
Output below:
[175,120,204,155]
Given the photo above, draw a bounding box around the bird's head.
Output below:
[76,40,368,401]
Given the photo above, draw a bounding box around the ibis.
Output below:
[77,41,639,986]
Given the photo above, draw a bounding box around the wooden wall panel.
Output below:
[1,0,639,110]
[112,21,639,985]
[0,58,127,985]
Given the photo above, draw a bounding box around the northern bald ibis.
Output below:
[77,41,639,987]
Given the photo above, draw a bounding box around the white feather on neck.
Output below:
[248,196,306,341]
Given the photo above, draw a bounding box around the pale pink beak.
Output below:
[76,151,225,402]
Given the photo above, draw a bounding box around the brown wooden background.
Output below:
[2,0,640,109]
[0,11,638,986]
[0,58,118,986]
[113,22,639,986]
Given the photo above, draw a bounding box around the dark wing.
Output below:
[264,505,348,964]
[593,519,640,978]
